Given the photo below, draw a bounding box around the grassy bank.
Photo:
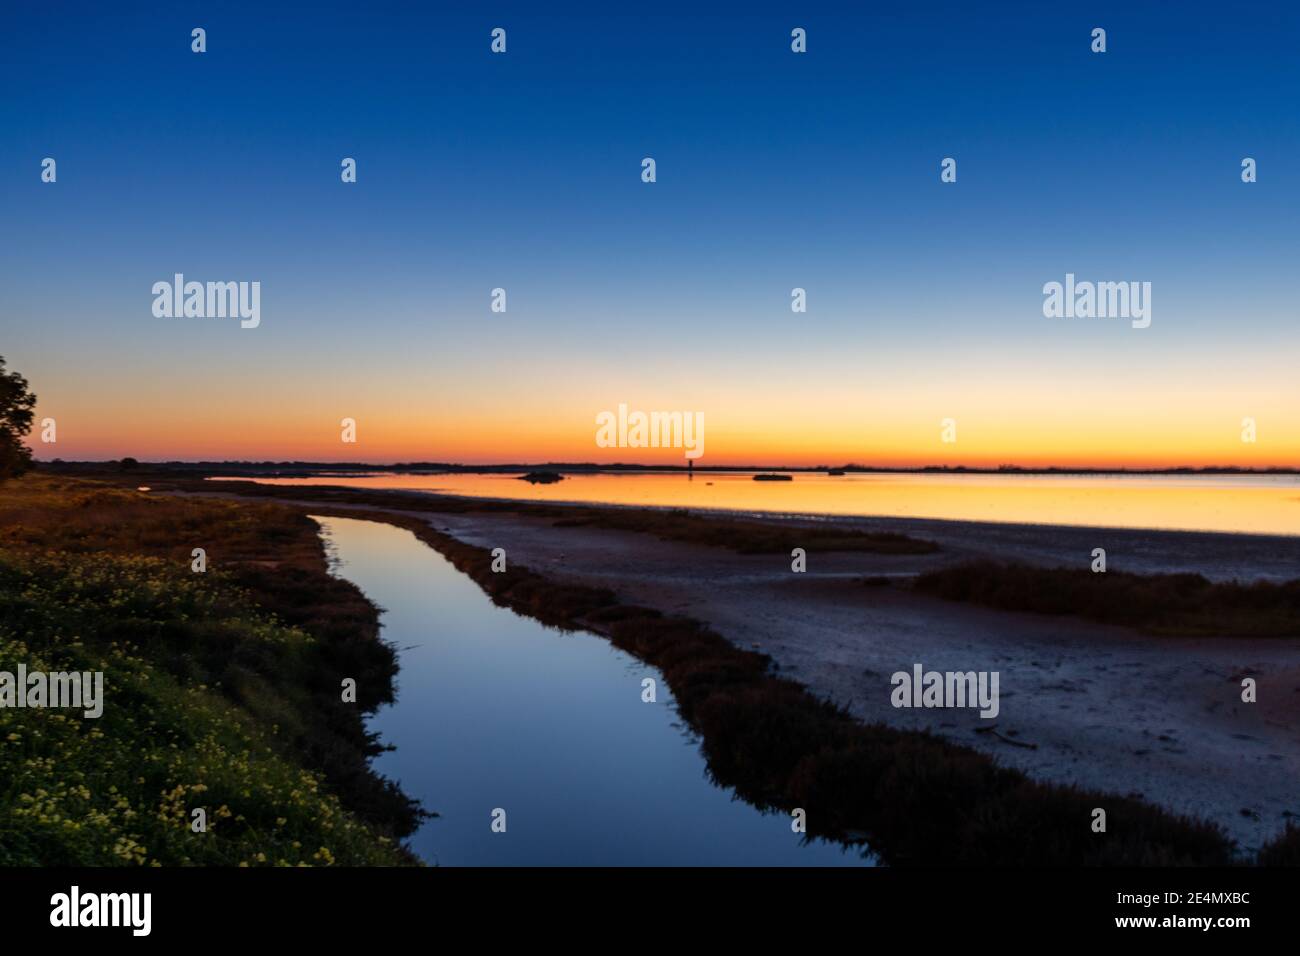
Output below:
[914,561,1300,637]
[550,509,935,555]
[296,503,1257,865]
[0,475,420,865]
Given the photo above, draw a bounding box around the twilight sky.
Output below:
[2,1,1297,466]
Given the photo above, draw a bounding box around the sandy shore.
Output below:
[191,491,1300,854]
[425,507,1300,855]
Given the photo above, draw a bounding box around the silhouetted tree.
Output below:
[119,457,139,470]
[0,356,36,482]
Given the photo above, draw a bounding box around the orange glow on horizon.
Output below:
[26,362,1299,469]
[28,420,1300,470]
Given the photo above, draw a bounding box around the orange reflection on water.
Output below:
[233,472,1300,536]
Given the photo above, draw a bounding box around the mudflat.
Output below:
[418,505,1300,856]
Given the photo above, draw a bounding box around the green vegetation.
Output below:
[914,561,1300,637]
[0,476,420,865]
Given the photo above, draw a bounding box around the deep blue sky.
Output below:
[1,1,1296,464]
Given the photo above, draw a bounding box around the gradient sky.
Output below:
[2,1,1297,467]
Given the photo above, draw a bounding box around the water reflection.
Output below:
[315,515,865,867]
[248,472,1300,536]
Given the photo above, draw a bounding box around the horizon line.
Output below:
[36,459,1300,476]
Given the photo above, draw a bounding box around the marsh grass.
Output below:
[1257,824,1300,865]
[550,508,936,555]
[0,475,420,865]
[914,561,1300,637]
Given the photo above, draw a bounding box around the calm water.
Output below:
[314,514,864,866]
[249,472,1300,536]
